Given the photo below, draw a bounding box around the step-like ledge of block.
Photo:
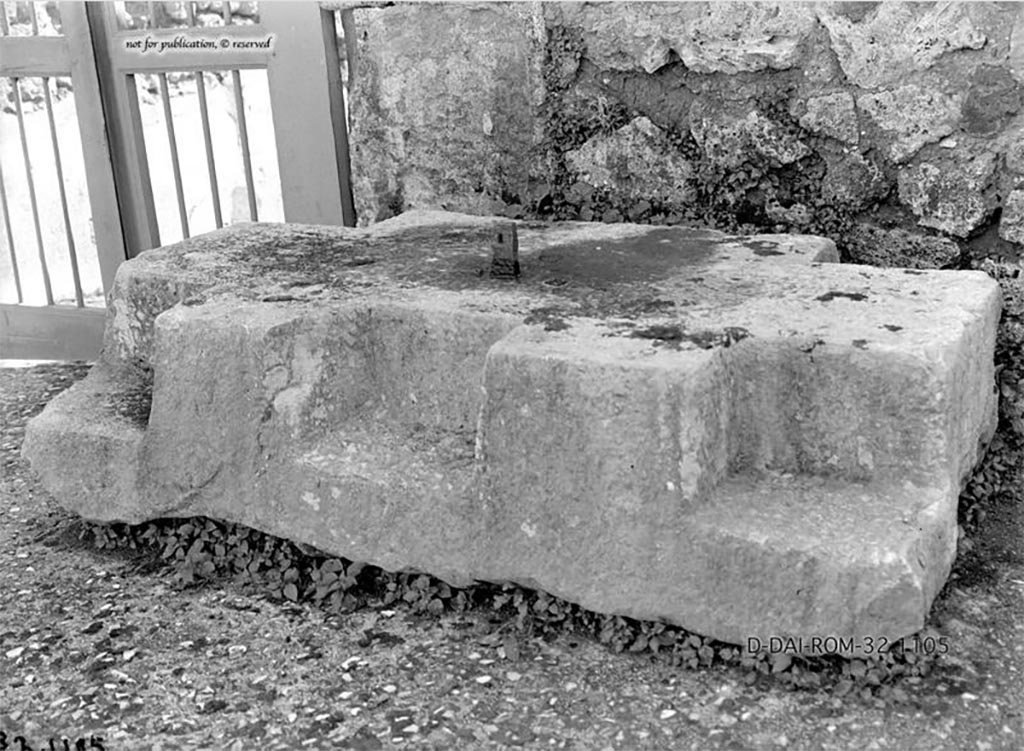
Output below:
[22,366,150,523]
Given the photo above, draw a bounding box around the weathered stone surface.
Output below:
[818,2,987,90]
[999,189,1024,245]
[857,86,962,164]
[844,224,962,270]
[898,153,999,237]
[556,1,816,75]
[795,92,858,145]
[24,212,1000,653]
[1009,5,1024,84]
[962,65,1023,136]
[690,98,810,169]
[1006,132,1024,174]
[564,116,696,204]
[764,200,813,228]
[348,3,544,224]
[821,148,888,210]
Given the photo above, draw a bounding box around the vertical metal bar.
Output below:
[60,1,128,294]
[147,0,156,28]
[158,72,190,238]
[195,71,223,228]
[231,69,258,221]
[29,1,39,34]
[221,1,232,25]
[43,76,84,307]
[14,78,53,304]
[0,2,9,35]
[85,3,161,256]
[0,158,23,303]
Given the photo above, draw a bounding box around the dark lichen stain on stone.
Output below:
[816,291,868,302]
[631,323,686,344]
[852,339,869,349]
[632,298,676,315]
[881,324,903,332]
[903,269,925,276]
[528,227,717,287]
[524,306,571,332]
[631,324,751,350]
[744,240,784,256]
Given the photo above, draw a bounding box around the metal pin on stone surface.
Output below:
[490,224,520,279]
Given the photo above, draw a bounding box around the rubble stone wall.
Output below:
[348,1,1024,265]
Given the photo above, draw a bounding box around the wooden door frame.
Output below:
[0,1,125,360]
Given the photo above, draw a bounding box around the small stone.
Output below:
[691,97,810,169]
[562,2,815,75]
[820,3,985,89]
[506,671,522,681]
[6,646,25,659]
[797,92,858,144]
[566,117,696,206]
[382,684,398,693]
[475,675,493,684]
[844,223,961,269]
[659,709,677,720]
[898,152,999,237]
[857,86,961,163]
[962,65,1022,135]
[999,190,1024,245]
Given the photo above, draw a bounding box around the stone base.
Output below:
[24,212,1001,654]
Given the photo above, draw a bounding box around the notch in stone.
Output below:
[490,224,520,280]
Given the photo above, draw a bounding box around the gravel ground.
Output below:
[2,362,1023,750]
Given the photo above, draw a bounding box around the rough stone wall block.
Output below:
[23,212,1001,654]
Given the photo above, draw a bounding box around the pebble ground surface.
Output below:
[1,363,1023,750]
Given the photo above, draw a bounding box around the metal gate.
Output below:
[0,1,354,360]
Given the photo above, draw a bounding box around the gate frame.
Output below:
[0,1,124,360]
[86,1,356,259]
[2,2,355,360]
